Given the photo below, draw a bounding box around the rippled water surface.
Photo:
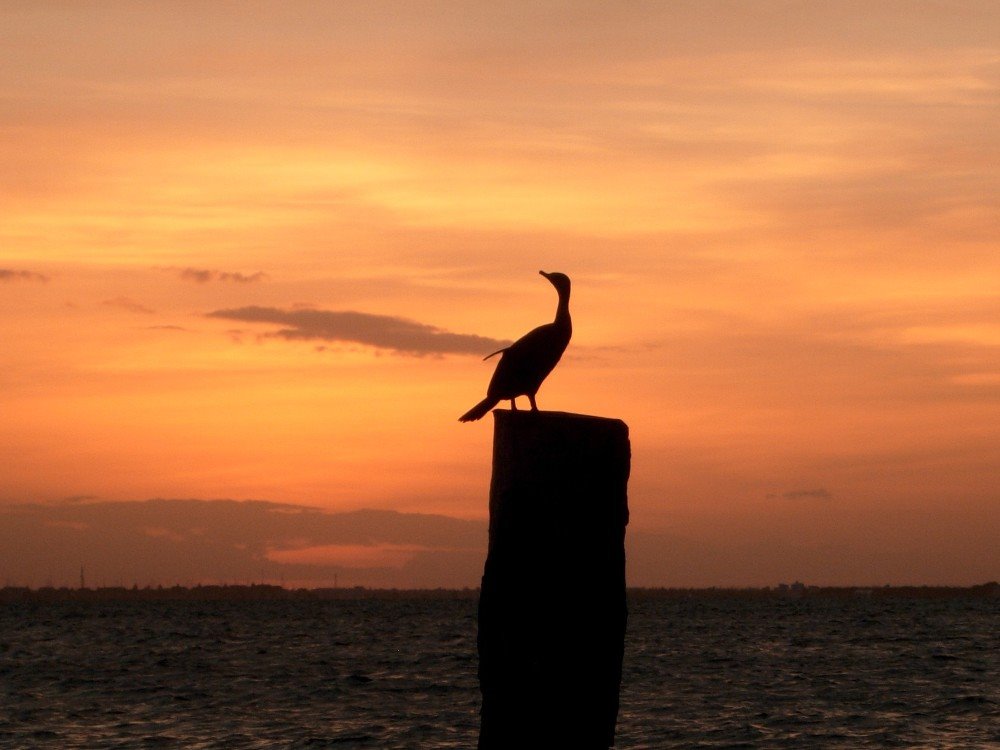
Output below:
[1,595,997,748]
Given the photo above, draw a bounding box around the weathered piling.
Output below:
[478,409,630,749]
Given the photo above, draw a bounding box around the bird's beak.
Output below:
[539,270,551,279]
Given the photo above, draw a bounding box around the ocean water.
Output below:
[1,595,997,748]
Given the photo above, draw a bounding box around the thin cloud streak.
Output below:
[102,297,155,315]
[171,267,268,284]
[0,268,48,282]
[206,305,511,356]
[783,489,833,501]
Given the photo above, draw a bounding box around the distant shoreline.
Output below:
[1,582,997,603]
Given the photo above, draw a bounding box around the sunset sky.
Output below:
[2,1,998,588]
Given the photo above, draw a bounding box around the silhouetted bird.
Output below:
[458,271,572,422]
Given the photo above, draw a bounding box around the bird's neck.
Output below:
[554,292,571,328]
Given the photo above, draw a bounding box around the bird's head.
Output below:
[539,270,571,296]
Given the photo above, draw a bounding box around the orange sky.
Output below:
[2,2,998,587]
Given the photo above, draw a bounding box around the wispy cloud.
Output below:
[0,268,48,282]
[782,489,833,501]
[102,297,155,314]
[62,495,101,504]
[206,305,510,356]
[0,499,486,588]
[170,267,268,284]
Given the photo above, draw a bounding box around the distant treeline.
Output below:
[0,584,479,603]
[628,582,1000,601]
[0,582,997,604]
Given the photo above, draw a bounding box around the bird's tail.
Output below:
[458,397,499,422]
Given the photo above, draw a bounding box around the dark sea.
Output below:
[1,594,998,749]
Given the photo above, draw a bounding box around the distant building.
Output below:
[775,581,806,598]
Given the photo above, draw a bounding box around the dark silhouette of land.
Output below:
[477,410,630,750]
[1,583,995,604]
[459,271,572,421]
[0,584,478,603]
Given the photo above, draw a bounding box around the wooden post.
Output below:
[478,410,630,749]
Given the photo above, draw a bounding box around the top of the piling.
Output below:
[492,410,629,449]
[492,409,627,430]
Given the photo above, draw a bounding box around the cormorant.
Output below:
[458,270,572,422]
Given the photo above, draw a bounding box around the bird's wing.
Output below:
[486,323,566,399]
[504,323,558,359]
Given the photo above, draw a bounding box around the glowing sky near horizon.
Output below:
[2,2,998,587]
